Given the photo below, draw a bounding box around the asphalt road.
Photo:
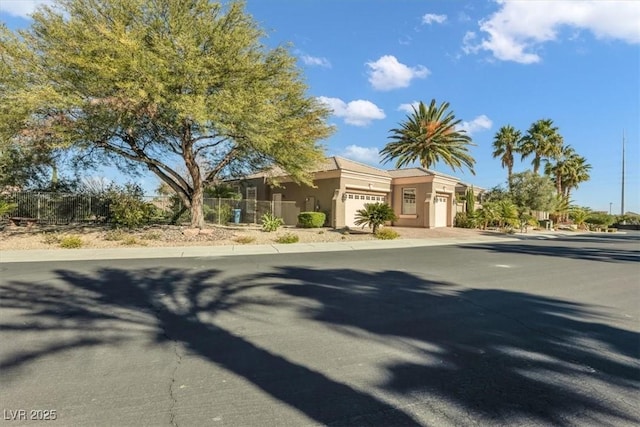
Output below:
[1,233,639,426]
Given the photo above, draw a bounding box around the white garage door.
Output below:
[434,195,448,228]
[344,193,386,228]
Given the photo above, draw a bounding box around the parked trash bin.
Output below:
[233,209,241,224]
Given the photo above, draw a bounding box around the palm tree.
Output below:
[562,155,591,200]
[381,99,476,175]
[569,207,590,230]
[353,202,397,234]
[519,119,563,174]
[544,144,577,196]
[492,125,522,190]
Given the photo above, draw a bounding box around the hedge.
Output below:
[297,212,326,228]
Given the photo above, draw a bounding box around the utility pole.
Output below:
[621,130,625,216]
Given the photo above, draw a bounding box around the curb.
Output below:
[0,235,520,263]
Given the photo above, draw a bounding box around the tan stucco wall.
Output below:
[334,172,391,228]
[391,175,458,228]
[237,168,472,229]
[272,177,340,226]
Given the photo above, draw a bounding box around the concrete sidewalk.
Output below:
[1,234,524,263]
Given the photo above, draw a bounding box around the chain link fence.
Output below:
[2,192,300,226]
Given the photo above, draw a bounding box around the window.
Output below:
[402,188,416,215]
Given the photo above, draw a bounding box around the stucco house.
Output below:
[232,156,482,229]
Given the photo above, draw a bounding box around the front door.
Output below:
[272,193,282,217]
[305,196,315,212]
[434,195,448,227]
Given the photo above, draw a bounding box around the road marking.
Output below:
[494,264,511,268]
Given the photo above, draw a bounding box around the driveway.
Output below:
[1,233,638,426]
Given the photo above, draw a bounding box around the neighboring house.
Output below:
[232,156,482,229]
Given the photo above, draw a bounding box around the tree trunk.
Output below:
[190,185,205,228]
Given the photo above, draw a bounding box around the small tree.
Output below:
[465,187,476,227]
[353,203,397,234]
[1,1,332,228]
[509,171,556,222]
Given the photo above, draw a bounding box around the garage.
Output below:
[344,193,386,228]
[434,194,449,228]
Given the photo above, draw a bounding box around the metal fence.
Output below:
[2,192,301,226]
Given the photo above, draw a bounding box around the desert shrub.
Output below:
[41,233,61,245]
[234,235,256,244]
[261,212,284,232]
[375,228,399,240]
[204,203,233,224]
[297,212,326,228]
[455,212,475,228]
[141,231,162,240]
[353,203,396,233]
[59,235,83,248]
[104,230,126,241]
[122,236,145,246]
[615,213,640,225]
[276,232,299,244]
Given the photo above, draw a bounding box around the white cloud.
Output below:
[366,55,430,91]
[457,115,493,135]
[318,96,386,127]
[301,54,331,68]
[422,13,447,25]
[341,145,381,165]
[0,0,50,18]
[397,101,421,114]
[466,0,640,64]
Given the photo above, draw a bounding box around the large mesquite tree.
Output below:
[0,0,332,227]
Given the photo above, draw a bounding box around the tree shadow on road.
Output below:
[1,264,639,425]
[459,240,640,263]
[1,267,421,426]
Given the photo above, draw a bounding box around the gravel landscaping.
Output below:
[0,223,496,251]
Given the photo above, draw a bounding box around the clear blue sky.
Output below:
[2,1,639,214]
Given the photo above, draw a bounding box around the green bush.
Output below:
[353,203,397,233]
[261,212,284,232]
[375,228,399,240]
[59,235,83,248]
[297,212,326,228]
[106,184,154,228]
[585,212,614,229]
[276,232,299,244]
[0,197,17,217]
